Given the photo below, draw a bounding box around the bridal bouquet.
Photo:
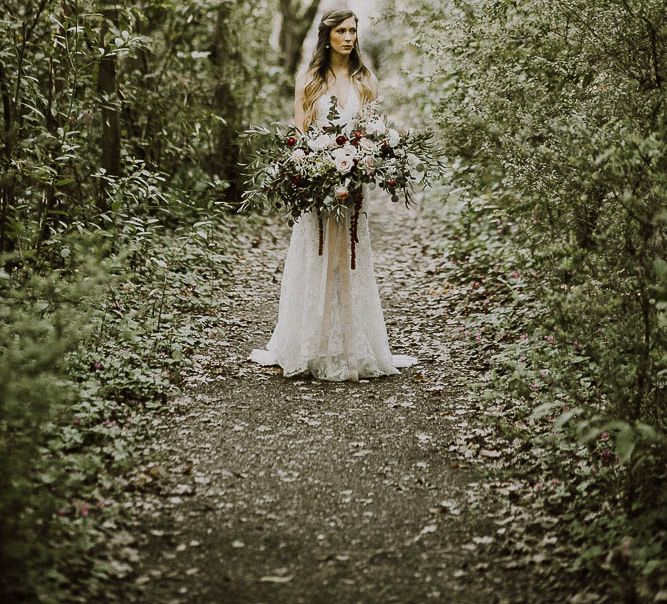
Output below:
[239,98,444,268]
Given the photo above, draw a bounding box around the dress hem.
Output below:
[248,347,417,381]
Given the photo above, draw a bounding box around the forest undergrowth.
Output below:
[425,195,667,603]
[0,212,255,603]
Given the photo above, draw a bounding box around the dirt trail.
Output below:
[111,193,521,604]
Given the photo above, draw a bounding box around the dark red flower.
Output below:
[336,135,348,145]
[287,136,297,147]
[291,174,302,186]
[386,178,397,188]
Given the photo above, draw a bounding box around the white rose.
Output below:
[387,128,400,148]
[366,118,387,136]
[308,133,335,152]
[359,137,378,153]
[334,155,354,174]
[333,144,357,159]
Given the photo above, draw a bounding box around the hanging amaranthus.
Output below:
[349,186,363,270]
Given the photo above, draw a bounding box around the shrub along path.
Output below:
[108,192,569,604]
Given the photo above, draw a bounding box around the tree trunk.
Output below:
[37,55,59,247]
[98,0,121,213]
[0,60,15,253]
[211,2,242,202]
[278,0,321,78]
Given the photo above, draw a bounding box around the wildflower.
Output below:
[621,537,632,557]
[73,500,91,517]
[291,149,306,163]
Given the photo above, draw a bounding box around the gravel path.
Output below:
[111,193,521,604]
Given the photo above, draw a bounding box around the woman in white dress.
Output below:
[249,9,417,382]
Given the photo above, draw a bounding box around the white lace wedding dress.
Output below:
[249,87,417,381]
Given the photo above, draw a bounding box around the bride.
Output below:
[249,8,417,382]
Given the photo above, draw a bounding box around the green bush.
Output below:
[406,0,666,476]
[0,212,239,601]
[394,0,666,597]
[0,246,103,602]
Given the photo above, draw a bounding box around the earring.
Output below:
[325,44,330,48]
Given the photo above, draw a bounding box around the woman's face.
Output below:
[328,17,357,57]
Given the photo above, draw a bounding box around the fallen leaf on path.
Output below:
[259,575,293,583]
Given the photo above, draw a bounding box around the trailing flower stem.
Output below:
[318,213,324,256]
[350,187,363,270]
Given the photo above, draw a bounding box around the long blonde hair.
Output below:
[301,10,375,131]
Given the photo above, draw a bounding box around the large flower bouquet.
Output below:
[239,98,444,268]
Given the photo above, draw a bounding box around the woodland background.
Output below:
[0,0,665,602]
